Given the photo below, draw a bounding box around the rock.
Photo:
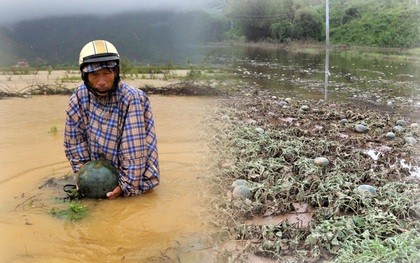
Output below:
[339,119,348,124]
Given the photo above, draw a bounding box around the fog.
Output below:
[0,0,212,25]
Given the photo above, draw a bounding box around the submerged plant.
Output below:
[48,119,58,134]
[49,202,87,220]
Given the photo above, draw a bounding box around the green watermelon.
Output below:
[77,160,119,198]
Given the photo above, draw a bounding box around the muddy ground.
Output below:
[0,70,224,97]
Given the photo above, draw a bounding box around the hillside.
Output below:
[0,10,227,67]
[0,27,37,66]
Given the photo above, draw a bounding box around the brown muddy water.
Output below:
[0,95,215,262]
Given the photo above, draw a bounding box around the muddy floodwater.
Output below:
[0,95,215,262]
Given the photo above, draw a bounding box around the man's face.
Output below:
[87,68,116,96]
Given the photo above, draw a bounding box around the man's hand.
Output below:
[106,185,123,199]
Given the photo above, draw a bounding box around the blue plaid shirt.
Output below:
[64,82,160,196]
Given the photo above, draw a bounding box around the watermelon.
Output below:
[77,160,119,198]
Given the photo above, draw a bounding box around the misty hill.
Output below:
[0,10,227,67]
[2,0,418,67]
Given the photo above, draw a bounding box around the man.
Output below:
[64,40,160,199]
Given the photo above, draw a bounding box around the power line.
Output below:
[226,13,294,21]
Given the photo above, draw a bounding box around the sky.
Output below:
[0,0,210,26]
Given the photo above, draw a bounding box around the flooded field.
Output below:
[0,46,419,262]
[0,94,215,262]
[210,46,420,119]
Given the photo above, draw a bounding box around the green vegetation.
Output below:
[224,0,420,48]
[48,119,58,134]
[330,2,420,48]
[336,230,420,262]
[49,202,88,221]
[204,89,420,262]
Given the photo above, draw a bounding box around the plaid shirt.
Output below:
[64,82,160,196]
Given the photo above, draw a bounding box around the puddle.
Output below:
[363,149,382,161]
[0,95,215,262]
[245,203,314,228]
[363,148,420,178]
[399,159,420,178]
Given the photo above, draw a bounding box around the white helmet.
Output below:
[79,40,120,71]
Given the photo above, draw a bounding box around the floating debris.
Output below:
[339,119,348,124]
[363,149,381,161]
[396,120,408,126]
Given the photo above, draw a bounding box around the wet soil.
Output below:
[205,87,420,262]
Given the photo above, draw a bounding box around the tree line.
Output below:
[221,0,420,48]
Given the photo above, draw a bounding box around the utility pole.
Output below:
[324,0,330,101]
[326,0,330,46]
